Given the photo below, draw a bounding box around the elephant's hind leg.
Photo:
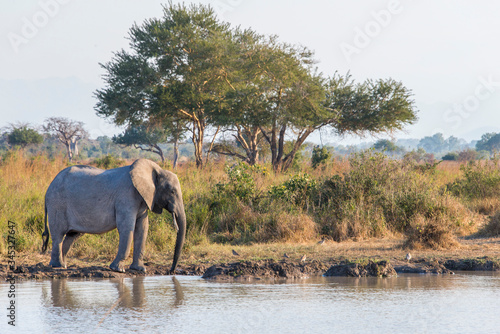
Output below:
[62,231,82,264]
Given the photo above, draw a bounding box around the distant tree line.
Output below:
[0,121,496,166]
[0,119,193,164]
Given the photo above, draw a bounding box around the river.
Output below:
[1,272,499,333]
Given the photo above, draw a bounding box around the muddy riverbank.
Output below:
[1,256,498,281]
[2,237,499,280]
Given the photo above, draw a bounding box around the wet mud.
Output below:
[1,256,498,281]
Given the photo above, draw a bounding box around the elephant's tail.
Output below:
[41,203,49,254]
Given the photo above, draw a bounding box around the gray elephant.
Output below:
[41,159,186,273]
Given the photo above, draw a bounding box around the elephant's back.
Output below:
[45,165,131,200]
[45,165,105,199]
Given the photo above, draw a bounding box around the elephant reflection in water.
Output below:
[44,277,184,310]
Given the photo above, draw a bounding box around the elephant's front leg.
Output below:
[130,210,149,272]
[110,217,135,273]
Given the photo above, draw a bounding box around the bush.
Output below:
[316,151,475,241]
[442,152,458,161]
[215,162,268,203]
[93,154,126,169]
[457,149,478,162]
[404,214,459,249]
[480,211,500,237]
[268,173,317,208]
[447,161,500,199]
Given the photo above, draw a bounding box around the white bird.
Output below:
[406,253,411,263]
[300,254,307,263]
[232,249,240,256]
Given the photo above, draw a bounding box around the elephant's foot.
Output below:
[110,260,126,273]
[130,262,147,273]
[49,258,67,269]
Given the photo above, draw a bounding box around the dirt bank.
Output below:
[1,256,498,281]
[2,237,499,280]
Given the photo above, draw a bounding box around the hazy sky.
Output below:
[1,0,500,143]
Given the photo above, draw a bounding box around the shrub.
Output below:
[215,162,268,203]
[268,173,317,208]
[404,214,459,249]
[457,149,478,162]
[447,161,500,199]
[480,211,500,236]
[93,154,125,169]
[442,152,458,161]
[316,151,477,241]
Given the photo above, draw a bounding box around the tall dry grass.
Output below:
[0,150,497,258]
[0,151,67,254]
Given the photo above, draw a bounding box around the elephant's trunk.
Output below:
[171,205,186,274]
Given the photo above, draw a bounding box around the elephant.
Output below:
[41,159,186,273]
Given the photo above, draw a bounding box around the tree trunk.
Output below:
[154,144,165,163]
[70,138,79,160]
[173,139,179,169]
[205,126,220,165]
[280,128,315,172]
[191,118,205,169]
[65,142,73,162]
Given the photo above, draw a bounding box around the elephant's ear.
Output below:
[129,159,160,211]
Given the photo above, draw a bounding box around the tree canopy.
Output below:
[95,2,418,171]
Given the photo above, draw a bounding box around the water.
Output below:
[1,273,499,333]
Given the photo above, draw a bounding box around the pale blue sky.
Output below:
[1,0,500,143]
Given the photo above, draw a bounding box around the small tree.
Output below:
[43,117,88,162]
[476,132,500,154]
[113,124,169,163]
[311,146,331,169]
[418,133,446,154]
[373,139,399,153]
[458,148,478,162]
[7,125,43,149]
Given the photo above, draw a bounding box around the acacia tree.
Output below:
[95,3,233,168]
[211,32,328,170]
[213,34,418,171]
[43,117,88,162]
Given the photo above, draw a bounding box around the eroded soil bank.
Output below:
[2,237,499,280]
[1,257,498,281]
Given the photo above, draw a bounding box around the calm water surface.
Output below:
[1,272,499,333]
